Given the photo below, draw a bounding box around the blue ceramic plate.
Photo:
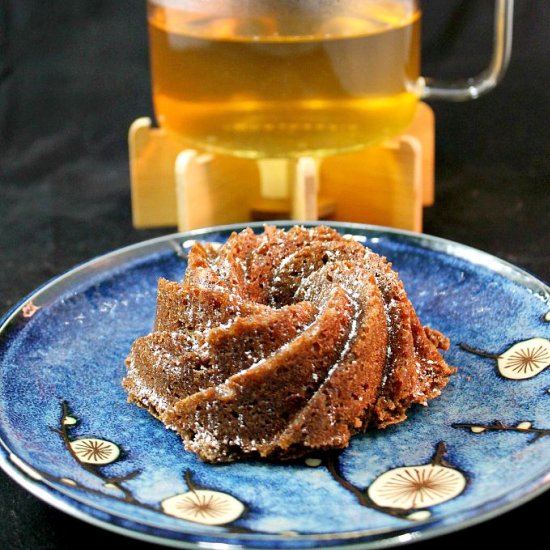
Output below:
[0,221,549,549]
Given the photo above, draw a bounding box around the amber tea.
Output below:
[148,1,420,159]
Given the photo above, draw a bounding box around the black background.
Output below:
[0,1,549,548]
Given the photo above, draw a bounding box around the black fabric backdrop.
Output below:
[0,1,548,548]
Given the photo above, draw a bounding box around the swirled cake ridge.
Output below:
[123,226,454,462]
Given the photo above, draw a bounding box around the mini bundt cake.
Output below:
[123,225,454,462]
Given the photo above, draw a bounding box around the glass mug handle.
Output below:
[420,0,514,101]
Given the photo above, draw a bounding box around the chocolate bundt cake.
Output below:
[123,226,454,462]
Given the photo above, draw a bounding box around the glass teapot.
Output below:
[147,0,513,160]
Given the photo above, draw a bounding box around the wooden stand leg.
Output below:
[252,157,333,221]
[129,118,181,228]
[321,134,423,232]
[174,149,261,231]
[292,158,319,220]
[257,159,290,200]
[175,150,210,232]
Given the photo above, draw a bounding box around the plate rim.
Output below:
[0,220,549,549]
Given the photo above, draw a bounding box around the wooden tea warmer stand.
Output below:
[129,102,434,232]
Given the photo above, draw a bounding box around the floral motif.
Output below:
[453,420,550,442]
[497,338,550,379]
[460,338,550,380]
[21,300,41,318]
[367,464,466,510]
[52,401,142,504]
[406,510,432,521]
[516,421,532,430]
[69,438,120,465]
[325,442,466,521]
[61,477,77,486]
[46,402,249,530]
[162,489,244,525]
[470,426,486,433]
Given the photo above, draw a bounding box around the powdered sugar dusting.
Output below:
[123,225,453,462]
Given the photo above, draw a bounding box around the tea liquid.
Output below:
[148,2,420,158]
